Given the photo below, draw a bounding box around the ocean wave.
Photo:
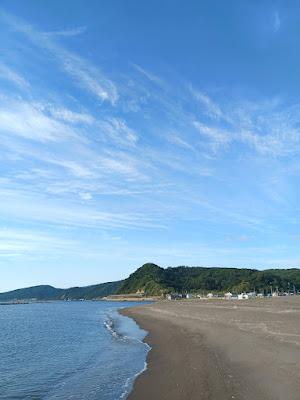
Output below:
[119,361,148,399]
[104,318,151,350]
[103,317,124,340]
[104,312,151,399]
[103,313,150,348]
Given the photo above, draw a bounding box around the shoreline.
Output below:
[121,297,300,400]
[120,304,232,400]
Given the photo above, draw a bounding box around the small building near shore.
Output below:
[166,293,186,300]
[224,292,233,299]
[207,293,214,298]
[238,293,249,300]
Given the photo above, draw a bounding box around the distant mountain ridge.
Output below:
[1,263,300,301]
[0,281,123,302]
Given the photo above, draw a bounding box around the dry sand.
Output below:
[122,296,300,400]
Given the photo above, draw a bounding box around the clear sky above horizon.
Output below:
[1,0,300,291]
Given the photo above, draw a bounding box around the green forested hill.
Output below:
[1,263,300,301]
[117,263,168,295]
[0,285,62,302]
[61,281,123,299]
[117,263,300,295]
[0,281,123,302]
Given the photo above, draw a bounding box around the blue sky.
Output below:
[1,0,300,291]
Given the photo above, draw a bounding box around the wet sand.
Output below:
[122,296,300,400]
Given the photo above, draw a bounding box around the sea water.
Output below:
[0,301,150,399]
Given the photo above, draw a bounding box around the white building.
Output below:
[238,293,249,300]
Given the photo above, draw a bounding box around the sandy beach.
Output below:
[122,296,300,400]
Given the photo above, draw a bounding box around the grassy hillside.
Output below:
[0,281,123,302]
[118,263,300,295]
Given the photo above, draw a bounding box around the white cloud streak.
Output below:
[60,50,118,104]
[131,63,163,85]
[49,107,94,124]
[97,118,138,146]
[1,11,118,104]
[0,188,166,230]
[193,121,231,148]
[192,99,300,157]
[0,228,75,257]
[0,63,29,89]
[0,100,79,142]
[189,85,225,120]
[44,26,87,37]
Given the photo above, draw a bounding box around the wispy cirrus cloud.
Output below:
[0,100,80,142]
[42,157,95,178]
[0,63,29,89]
[191,95,300,157]
[97,118,138,146]
[166,132,194,151]
[44,26,86,37]
[0,11,118,104]
[0,187,166,230]
[0,228,76,257]
[0,9,299,252]
[188,85,225,120]
[193,121,231,151]
[60,51,119,104]
[131,63,163,86]
[48,107,94,124]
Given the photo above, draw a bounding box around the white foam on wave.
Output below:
[103,317,120,339]
[103,311,151,399]
[119,360,149,399]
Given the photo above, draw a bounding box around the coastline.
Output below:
[121,297,300,400]
[105,307,151,400]
[120,303,233,400]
